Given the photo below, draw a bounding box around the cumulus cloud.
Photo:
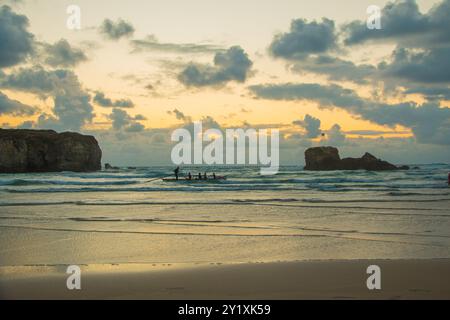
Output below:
[99,18,135,40]
[293,114,322,138]
[178,46,253,87]
[131,35,224,54]
[343,0,450,47]
[249,82,450,145]
[41,39,87,67]
[269,18,337,60]
[93,91,134,108]
[325,124,346,145]
[0,66,94,131]
[0,5,34,68]
[267,17,376,84]
[0,91,36,116]
[108,108,145,132]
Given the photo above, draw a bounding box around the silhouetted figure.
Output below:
[174,166,180,180]
[213,173,216,179]
[448,172,450,186]
[203,172,207,180]
[187,172,192,180]
[198,173,202,180]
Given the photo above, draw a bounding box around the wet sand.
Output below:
[1,259,449,299]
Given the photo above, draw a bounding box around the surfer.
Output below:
[174,166,180,180]
[198,172,202,180]
[203,172,207,180]
[213,173,216,180]
[448,172,450,186]
[187,172,192,180]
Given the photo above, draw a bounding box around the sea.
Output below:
[0,164,449,267]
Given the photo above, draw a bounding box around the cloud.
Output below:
[0,66,94,131]
[125,122,145,132]
[325,124,346,145]
[17,120,34,129]
[293,114,322,138]
[380,46,450,84]
[0,66,78,96]
[269,18,337,60]
[178,46,253,87]
[99,18,134,40]
[249,82,450,145]
[291,55,376,84]
[41,39,87,67]
[404,86,450,101]
[51,93,93,131]
[343,0,450,47]
[131,35,224,54]
[0,91,36,116]
[344,129,409,136]
[108,108,145,132]
[266,18,377,84]
[167,108,192,123]
[0,5,34,68]
[93,91,134,108]
[249,83,364,108]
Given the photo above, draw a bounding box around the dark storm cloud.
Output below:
[343,0,450,47]
[93,91,134,108]
[178,46,253,87]
[293,114,322,138]
[249,83,450,145]
[42,39,87,67]
[0,91,36,116]
[99,18,135,40]
[0,5,34,68]
[269,18,337,60]
[131,35,224,54]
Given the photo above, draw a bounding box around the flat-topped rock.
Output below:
[0,129,102,173]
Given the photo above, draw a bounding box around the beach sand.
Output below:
[1,259,449,299]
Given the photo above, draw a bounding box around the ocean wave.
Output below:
[387,191,450,197]
[0,179,141,186]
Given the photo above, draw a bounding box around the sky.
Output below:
[0,0,449,165]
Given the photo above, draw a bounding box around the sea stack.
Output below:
[0,129,102,173]
[304,146,407,171]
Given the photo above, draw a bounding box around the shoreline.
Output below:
[1,258,450,299]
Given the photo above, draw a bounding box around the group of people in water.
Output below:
[173,166,217,180]
[174,167,450,184]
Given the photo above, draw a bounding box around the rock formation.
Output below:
[0,129,102,173]
[304,146,406,171]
